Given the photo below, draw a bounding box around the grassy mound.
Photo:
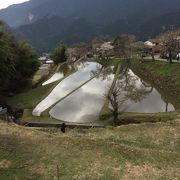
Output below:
[0,119,179,179]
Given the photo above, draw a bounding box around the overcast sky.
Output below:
[0,0,29,9]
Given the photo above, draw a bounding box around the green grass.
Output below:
[97,112,180,126]
[95,58,121,67]
[0,119,179,179]
[119,112,179,124]
[131,59,180,91]
[7,82,59,110]
[143,61,179,77]
[8,63,62,110]
[22,109,61,123]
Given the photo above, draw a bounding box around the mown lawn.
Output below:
[0,119,179,180]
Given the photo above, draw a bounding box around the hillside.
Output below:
[15,16,103,52]
[15,10,180,53]
[0,119,179,179]
[1,0,180,27]
[1,0,180,52]
[136,10,180,39]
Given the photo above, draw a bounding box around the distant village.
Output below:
[37,37,180,72]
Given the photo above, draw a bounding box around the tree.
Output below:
[0,31,14,92]
[10,41,40,92]
[105,64,154,126]
[51,42,67,65]
[0,20,5,26]
[113,34,136,59]
[91,35,112,53]
[160,29,180,63]
[0,21,39,93]
[72,43,90,60]
[107,85,126,125]
[96,42,114,60]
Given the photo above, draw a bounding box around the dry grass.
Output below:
[0,119,180,179]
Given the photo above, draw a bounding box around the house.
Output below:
[38,53,54,71]
[144,41,154,47]
[144,38,162,55]
[148,39,161,46]
[46,60,54,67]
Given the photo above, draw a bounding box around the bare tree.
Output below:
[71,43,90,60]
[91,35,112,51]
[113,34,136,59]
[107,85,126,125]
[105,66,154,126]
[160,29,180,63]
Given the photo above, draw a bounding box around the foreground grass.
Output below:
[0,119,179,179]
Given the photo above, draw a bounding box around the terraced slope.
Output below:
[33,61,102,116]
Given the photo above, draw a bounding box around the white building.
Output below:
[38,56,47,62]
[144,41,155,47]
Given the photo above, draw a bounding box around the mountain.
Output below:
[103,9,180,40]
[1,0,180,52]
[136,10,180,39]
[15,16,103,52]
[1,0,180,27]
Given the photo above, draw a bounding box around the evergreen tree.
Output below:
[0,20,40,93]
[51,42,67,65]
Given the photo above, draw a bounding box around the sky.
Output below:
[0,0,29,9]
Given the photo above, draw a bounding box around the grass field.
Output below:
[0,119,179,180]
